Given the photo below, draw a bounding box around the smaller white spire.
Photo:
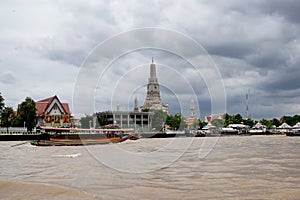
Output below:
[134,96,139,112]
[190,98,195,118]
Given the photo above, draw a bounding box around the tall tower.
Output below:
[190,98,195,118]
[246,90,250,119]
[185,97,198,129]
[143,58,167,112]
[116,104,120,112]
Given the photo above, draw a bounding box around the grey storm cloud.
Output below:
[0,71,16,84]
[0,0,300,120]
[260,0,300,24]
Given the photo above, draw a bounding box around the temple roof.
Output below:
[36,95,70,116]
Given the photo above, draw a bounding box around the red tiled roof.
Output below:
[62,103,71,115]
[37,96,56,103]
[36,102,49,116]
[36,95,71,116]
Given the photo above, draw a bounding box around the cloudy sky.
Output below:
[1,0,300,120]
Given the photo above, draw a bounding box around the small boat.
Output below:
[30,138,112,146]
[286,128,300,136]
[194,130,206,137]
[128,135,141,140]
[30,126,138,146]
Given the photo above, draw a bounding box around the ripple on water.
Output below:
[0,180,98,200]
[1,137,300,200]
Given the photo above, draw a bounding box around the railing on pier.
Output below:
[0,127,37,134]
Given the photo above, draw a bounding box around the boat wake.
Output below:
[51,153,81,158]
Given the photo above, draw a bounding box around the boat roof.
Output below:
[39,126,135,132]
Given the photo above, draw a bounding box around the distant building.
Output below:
[204,113,225,123]
[190,98,196,118]
[185,98,198,129]
[94,111,153,131]
[142,58,169,114]
[94,97,153,131]
[36,95,71,127]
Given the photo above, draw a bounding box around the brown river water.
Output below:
[0,136,300,200]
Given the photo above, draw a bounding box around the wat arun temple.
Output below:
[141,58,169,114]
[93,58,199,130]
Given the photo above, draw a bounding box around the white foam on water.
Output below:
[51,153,81,158]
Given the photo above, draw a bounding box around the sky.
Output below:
[1,0,300,120]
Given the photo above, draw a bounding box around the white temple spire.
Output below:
[142,58,169,113]
[190,98,195,118]
[134,96,139,112]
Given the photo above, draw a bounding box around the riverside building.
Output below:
[36,95,71,127]
[94,97,153,131]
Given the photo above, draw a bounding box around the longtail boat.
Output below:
[30,126,137,146]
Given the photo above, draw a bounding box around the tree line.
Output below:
[2,92,298,132]
[80,110,300,130]
[79,110,189,131]
[213,113,300,129]
[152,110,187,131]
[0,93,36,132]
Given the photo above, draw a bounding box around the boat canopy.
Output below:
[279,122,291,129]
[293,122,300,128]
[227,124,246,129]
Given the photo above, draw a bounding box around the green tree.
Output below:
[198,120,207,129]
[243,118,255,127]
[224,113,244,127]
[293,115,300,126]
[12,115,23,127]
[260,118,272,129]
[234,114,243,123]
[224,113,233,127]
[141,108,150,112]
[211,119,224,127]
[292,115,300,125]
[1,107,15,132]
[279,115,300,126]
[280,115,293,126]
[17,97,37,132]
[286,115,300,126]
[0,93,4,114]
[151,110,167,131]
[271,118,280,127]
[0,93,5,126]
[80,115,93,128]
[97,115,108,127]
[224,113,232,127]
[166,113,187,130]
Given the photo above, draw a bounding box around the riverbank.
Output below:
[0,130,295,141]
[0,133,50,141]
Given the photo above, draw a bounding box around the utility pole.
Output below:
[246,90,250,119]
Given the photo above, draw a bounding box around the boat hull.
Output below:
[30,137,125,146]
[286,131,300,136]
